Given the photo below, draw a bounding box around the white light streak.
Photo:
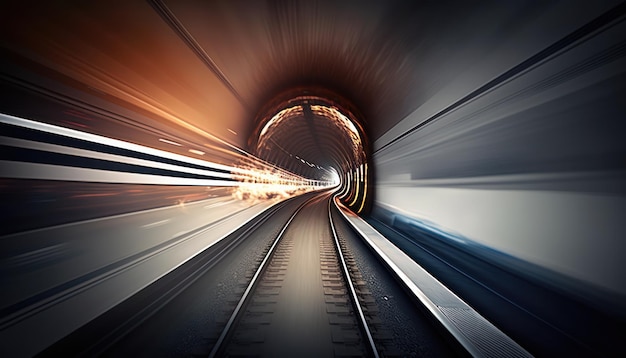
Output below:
[189,149,205,156]
[259,106,303,138]
[0,113,237,173]
[0,113,329,194]
[0,136,232,179]
[0,161,240,186]
[159,138,182,146]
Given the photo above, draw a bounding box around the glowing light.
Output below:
[342,170,352,199]
[189,149,205,156]
[1,114,236,173]
[329,167,341,186]
[259,106,303,138]
[254,101,369,211]
[357,163,368,214]
[159,138,182,146]
[0,114,333,195]
[230,164,330,204]
[349,168,360,206]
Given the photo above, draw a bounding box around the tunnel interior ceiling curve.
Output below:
[0,0,625,312]
[250,91,371,212]
[160,0,533,139]
[157,0,622,144]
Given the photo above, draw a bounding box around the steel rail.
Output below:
[328,196,380,358]
[207,195,318,358]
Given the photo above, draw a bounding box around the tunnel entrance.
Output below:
[249,87,372,213]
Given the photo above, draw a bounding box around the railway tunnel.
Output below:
[1,1,625,356]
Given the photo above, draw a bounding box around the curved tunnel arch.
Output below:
[0,4,625,350]
[248,87,373,213]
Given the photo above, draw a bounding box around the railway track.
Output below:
[209,193,380,357]
[40,191,460,357]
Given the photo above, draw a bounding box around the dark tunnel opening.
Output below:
[249,87,373,213]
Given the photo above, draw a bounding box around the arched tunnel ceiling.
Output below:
[154,0,537,138]
[1,0,625,307]
[0,0,622,180]
[151,0,622,145]
[251,93,367,180]
[1,3,625,341]
[2,1,617,150]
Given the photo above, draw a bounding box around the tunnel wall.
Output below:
[372,3,626,299]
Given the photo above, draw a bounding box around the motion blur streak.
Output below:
[0,1,625,356]
[0,113,328,190]
[2,113,269,176]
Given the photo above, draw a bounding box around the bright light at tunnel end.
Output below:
[329,167,341,187]
[251,89,372,213]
